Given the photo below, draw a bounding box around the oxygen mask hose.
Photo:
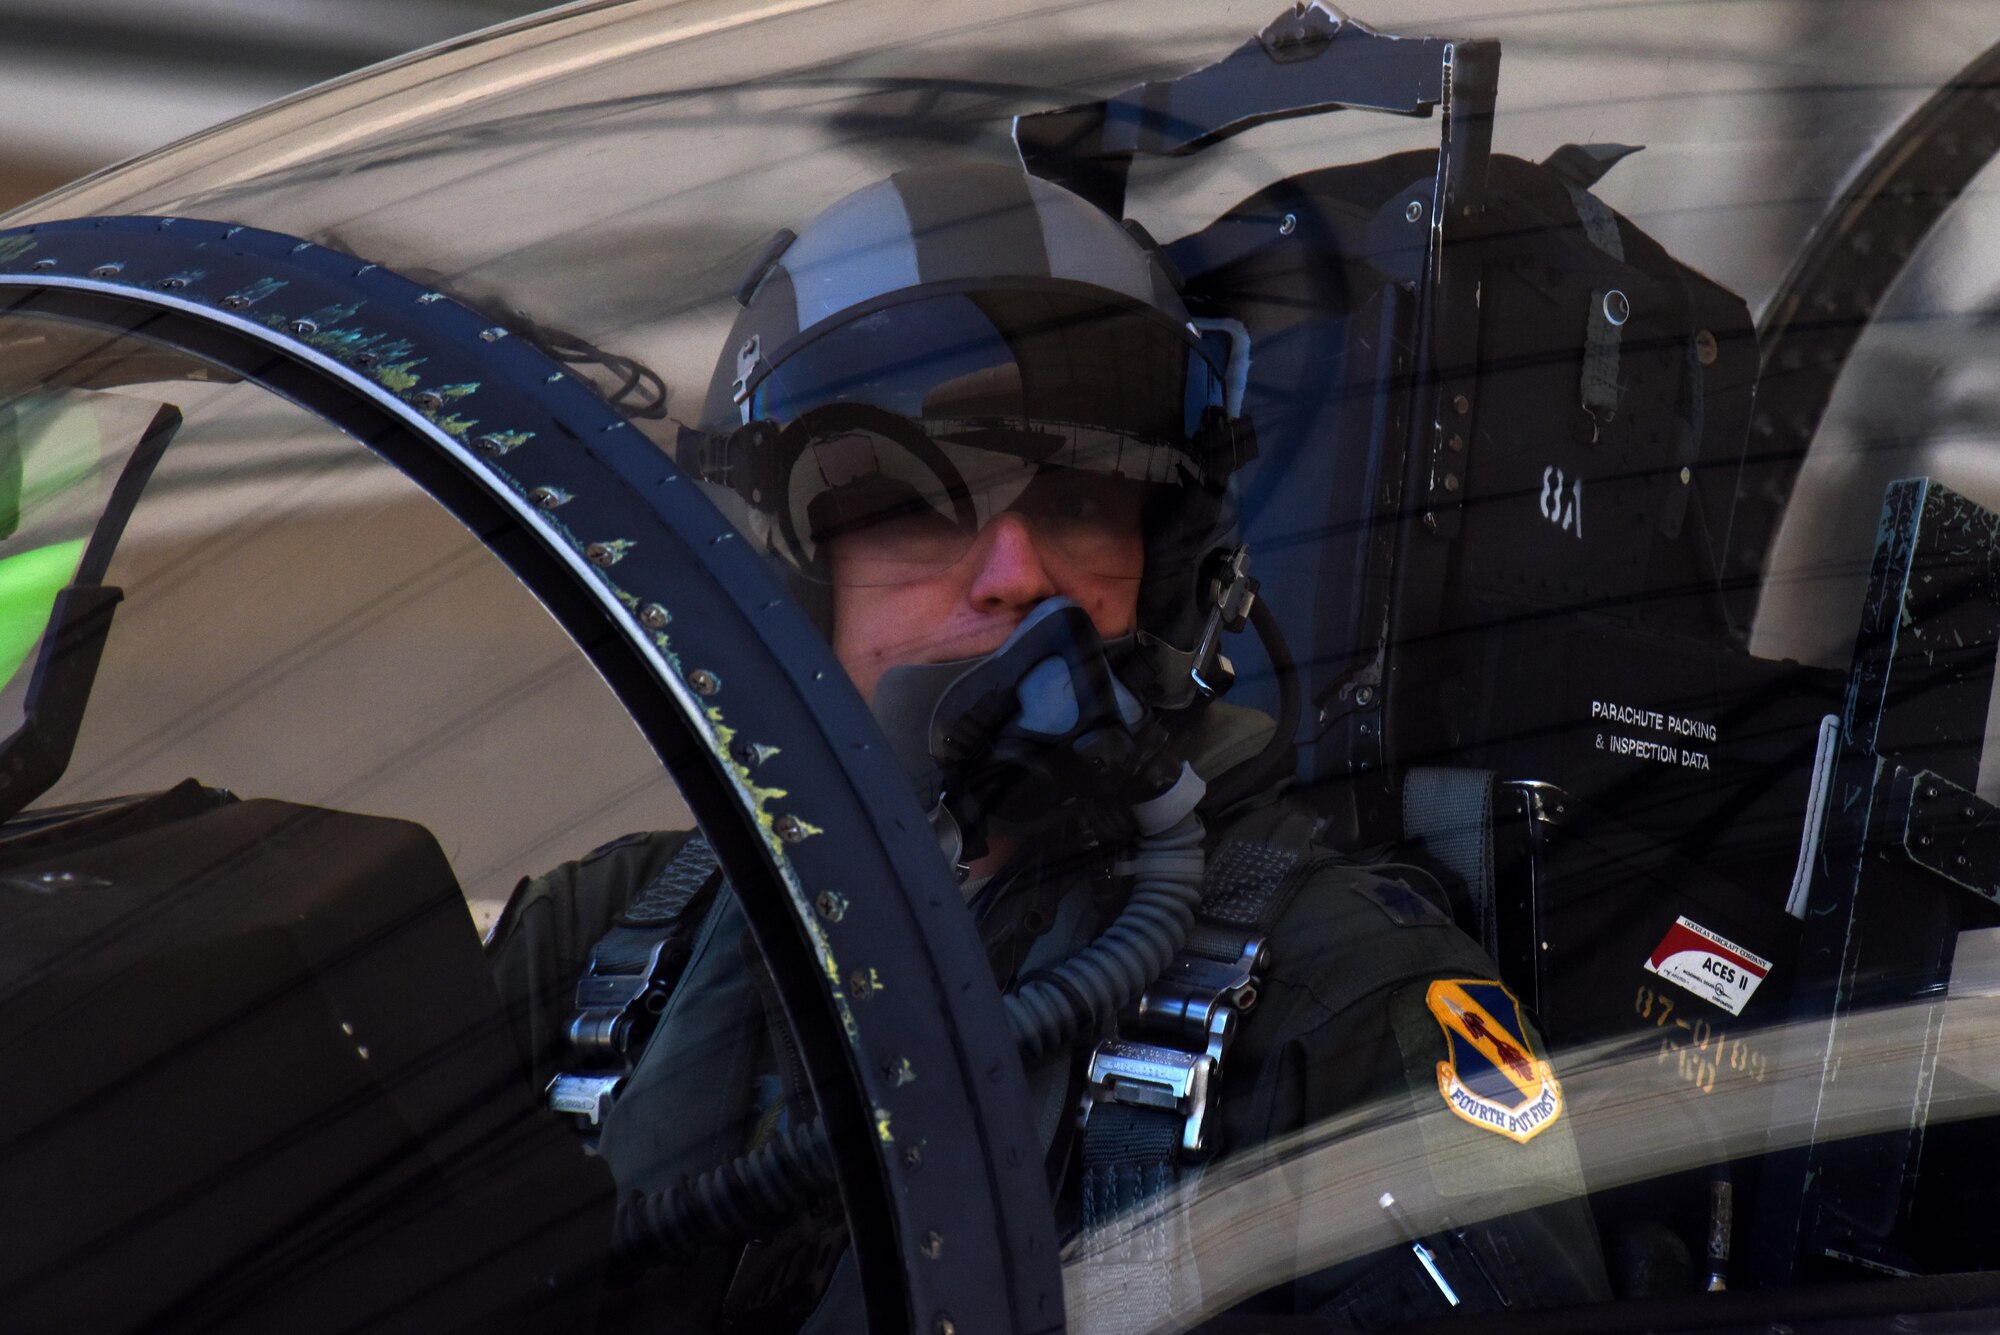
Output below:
[923,598,1213,1060]
[611,1119,832,1283]
[612,775,1209,1279]
[1004,763,1206,1065]
[613,603,1210,1276]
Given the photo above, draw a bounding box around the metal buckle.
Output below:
[1189,546,1258,700]
[1082,927,1268,1157]
[1086,1039,1215,1156]
[567,938,671,1061]
[547,1072,624,1127]
[1131,936,1264,1063]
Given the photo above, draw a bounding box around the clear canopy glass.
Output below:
[5,1,2000,1332]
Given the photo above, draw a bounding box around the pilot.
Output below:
[487,163,1610,1331]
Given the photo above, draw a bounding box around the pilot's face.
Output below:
[827,478,1146,704]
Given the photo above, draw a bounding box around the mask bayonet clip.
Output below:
[1188,545,1258,700]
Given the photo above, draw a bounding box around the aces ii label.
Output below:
[1644,916,1772,1016]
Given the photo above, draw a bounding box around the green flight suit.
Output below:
[487,703,1609,1329]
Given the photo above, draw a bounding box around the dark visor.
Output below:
[746,288,1226,475]
[728,289,1229,585]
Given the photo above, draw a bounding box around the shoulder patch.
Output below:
[1426,979,1564,1144]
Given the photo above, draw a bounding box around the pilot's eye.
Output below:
[1017,470,1125,529]
[1042,484,1100,522]
[809,478,953,544]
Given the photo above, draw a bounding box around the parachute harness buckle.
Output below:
[1083,928,1267,1157]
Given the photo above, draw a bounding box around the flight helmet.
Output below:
[685,162,1254,713]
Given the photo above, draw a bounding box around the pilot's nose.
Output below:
[965,512,1057,613]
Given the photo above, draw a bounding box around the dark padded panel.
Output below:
[0,794,612,1333]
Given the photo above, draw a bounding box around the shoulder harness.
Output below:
[1078,814,1326,1227]
[545,834,724,1137]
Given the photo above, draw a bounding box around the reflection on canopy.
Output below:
[1066,994,2000,1333]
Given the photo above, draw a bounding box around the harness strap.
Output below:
[1078,832,1313,1204]
[1195,838,1308,927]
[547,834,723,1131]
[1072,1102,1196,1335]
[622,833,723,924]
[1073,830,1318,1329]
[1402,767,1499,958]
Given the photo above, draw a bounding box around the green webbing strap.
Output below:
[1195,838,1306,927]
[1401,767,1498,959]
[1074,832,1313,1329]
[549,834,727,1129]
[1073,1103,1201,1334]
[584,835,719,975]
[566,835,723,1062]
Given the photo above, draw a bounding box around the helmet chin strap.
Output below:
[869,598,1176,872]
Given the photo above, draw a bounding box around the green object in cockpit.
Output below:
[0,539,86,687]
[0,396,106,692]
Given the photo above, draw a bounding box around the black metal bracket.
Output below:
[1408,38,1498,540]
[1891,768,2000,911]
[1754,476,2000,1282]
[1013,5,1467,216]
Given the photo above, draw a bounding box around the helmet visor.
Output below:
[742,289,1224,585]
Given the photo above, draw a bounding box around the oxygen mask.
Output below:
[871,597,1181,867]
